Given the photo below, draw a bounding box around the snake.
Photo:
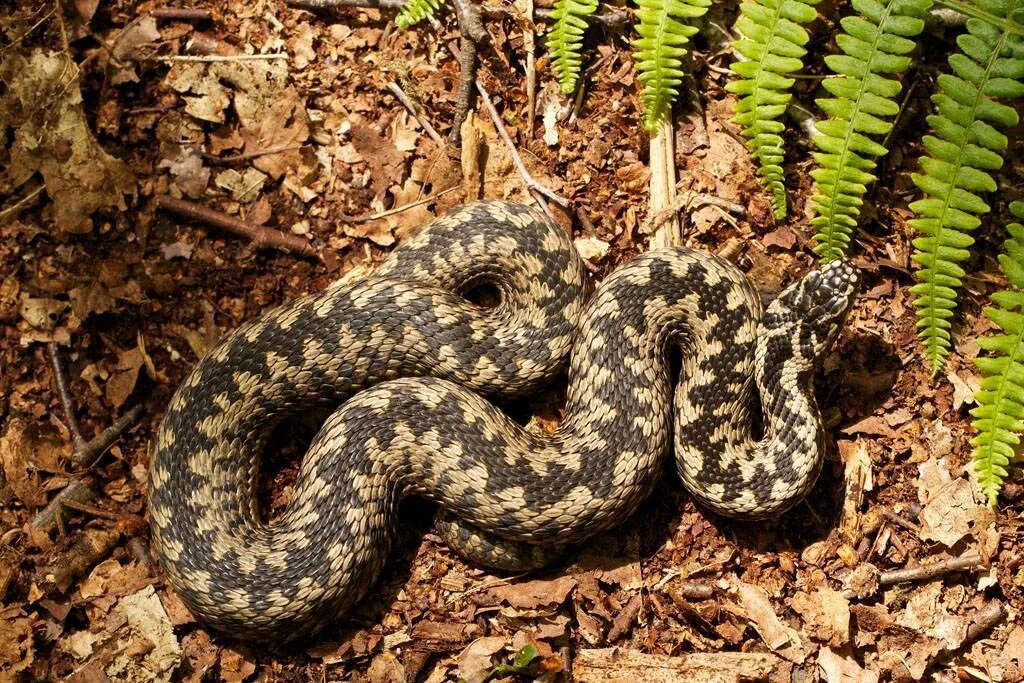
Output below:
[147,201,860,640]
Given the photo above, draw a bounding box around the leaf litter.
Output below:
[0,0,1021,681]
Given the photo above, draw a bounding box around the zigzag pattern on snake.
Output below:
[148,201,860,640]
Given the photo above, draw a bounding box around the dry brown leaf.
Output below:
[488,576,577,610]
[456,636,506,683]
[1,50,135,233]
[219,646,257,683]
[0,616,35,677]
[350,120,406,198]
[791,586,850,647]
[0,417,68,508]
[243,90,309,181]
[817,647,878,683]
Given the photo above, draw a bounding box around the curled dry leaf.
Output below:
[456,636,507,683]
[0,50,135,233]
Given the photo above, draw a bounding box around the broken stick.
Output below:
[879,552,983,587]
[48,342,144,468]
[156,194,320,259]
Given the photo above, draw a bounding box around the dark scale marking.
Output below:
[149,202,860,640]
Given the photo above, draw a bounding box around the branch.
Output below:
[156,194,320,259]
[48,342,144,468]
[879,553,983,587]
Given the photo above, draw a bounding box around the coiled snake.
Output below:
[148,201,859,640]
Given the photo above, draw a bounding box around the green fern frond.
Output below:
[726,0,820,219]
[809,0,933,261]
[547,0,600,94]
[910,5,1024,376]
[396,0,444,29]
[971,201,1024,506]
[634,0,711,131]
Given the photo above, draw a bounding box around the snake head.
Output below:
[762,259,861,361]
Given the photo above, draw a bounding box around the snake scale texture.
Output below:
[148,201,860,640]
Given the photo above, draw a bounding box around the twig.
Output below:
[60,498,124,522]
[341,186,461,223]
[48,342,144,468]
[152,8,212,21]
[475,80,569,209]
[532,6,632,28]
[879,552,983,587]
[676,582,715,600]
[0,184,45,223]
[449,0,488,144]
[75,405,143,468]
[385,81,446,147]
[31,479,95,531]
[288,0,405,7]
[156,194,320,259]
[522,0,537,141]
[882,509,920,532]
[289,0,632,27]
[607,593,644,642]
[962,601,1005,643]
[649,117,679,248]
[202,144,303,165]
[144,53,288,63]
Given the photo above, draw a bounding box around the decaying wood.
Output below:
[573,648,780,683]
[648,117,679,248]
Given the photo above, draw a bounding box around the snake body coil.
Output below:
[148,201,859,640]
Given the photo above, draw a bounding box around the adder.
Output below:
[147,201,859,639]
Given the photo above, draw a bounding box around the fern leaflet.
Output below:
[396,0,444,29]
[971,201,1024,506]
[547,0,601,94]
[726,0,820,219]
[810,0,932,261]
[634,0,711,131]
[910,4,1024,375]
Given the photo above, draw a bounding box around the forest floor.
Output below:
[1,0,1022,681]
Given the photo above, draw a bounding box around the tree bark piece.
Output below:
[573,648,780,683]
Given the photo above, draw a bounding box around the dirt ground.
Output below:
[1,0,1022,681]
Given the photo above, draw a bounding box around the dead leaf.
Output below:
[214,168,267,203]
[0,616,35,677]
[574,236,610,262]
[456,636,506,683]
[488,576,576,610]
[0,50,135,233]
[817,647,878,683]
[219,646,256,683]
[791,587,850,647]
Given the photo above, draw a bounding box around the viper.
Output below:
[148,201,859,640]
